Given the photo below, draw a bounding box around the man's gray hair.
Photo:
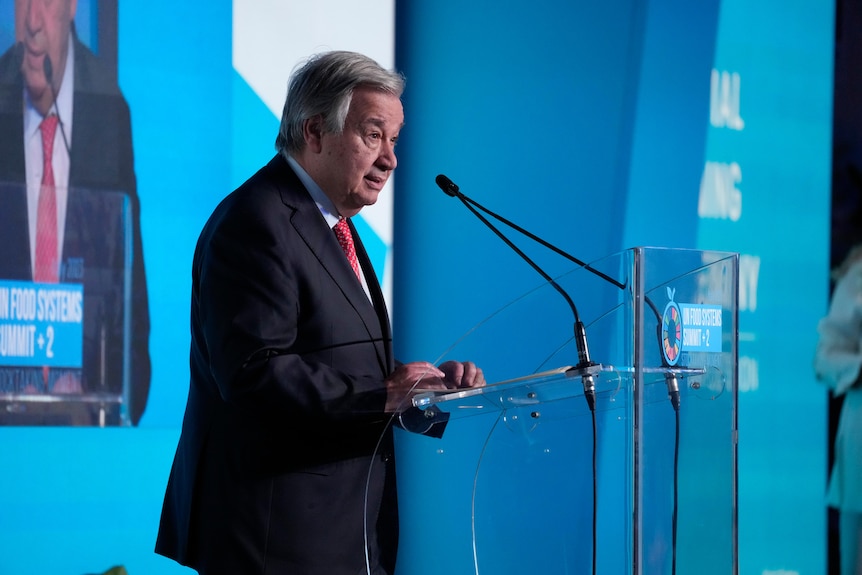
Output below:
[275,51,405,156]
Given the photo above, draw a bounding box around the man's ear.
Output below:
[303,115,325,153]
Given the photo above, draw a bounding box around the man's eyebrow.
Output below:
[357,120,404,137]
[360,117,386,128]
[359,117,404,129]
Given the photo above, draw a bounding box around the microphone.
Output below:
[436,174,460,197]
[435,174,601,410]
[42,54,71,155]
[665,372,681,411]
[436,174,683,410]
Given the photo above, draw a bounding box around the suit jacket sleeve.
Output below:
[190,158,392,440]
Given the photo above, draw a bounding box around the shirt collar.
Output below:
[285,153,341,228]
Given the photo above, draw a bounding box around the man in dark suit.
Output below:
[0,0,150,425]
[155,51,484,574]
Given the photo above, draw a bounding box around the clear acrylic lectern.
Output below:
[394,247,738,575]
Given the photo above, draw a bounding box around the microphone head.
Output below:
[42,53,53,83]
[435,174,460,197]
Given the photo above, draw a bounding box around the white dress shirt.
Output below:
[285,154,372,300]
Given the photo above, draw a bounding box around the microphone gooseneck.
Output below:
[42,52,53,86]
[42,54,71,156]
[436,174,681,411]
[435,174,601,410]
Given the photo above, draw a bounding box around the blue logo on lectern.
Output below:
[661,287,682,366]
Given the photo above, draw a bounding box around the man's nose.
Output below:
[23,0,47,36]
[377,141,397,171]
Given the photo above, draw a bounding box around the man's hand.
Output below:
[384,360,486,412]
[439,360,485,389]
[384,362,445,412]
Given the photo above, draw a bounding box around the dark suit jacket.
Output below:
[0,35,150,425]
[156,154,398,575]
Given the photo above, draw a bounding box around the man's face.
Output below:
[314,87,404,218]
[15,0,77,114]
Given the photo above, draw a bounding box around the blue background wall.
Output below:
[394,1,832,574]
[0,0,834,573]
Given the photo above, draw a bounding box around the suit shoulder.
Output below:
[233,154,311,207]
[0,44,20,84]
[201,157,294,230]
[73,37,126,101]
[0,43,23,105]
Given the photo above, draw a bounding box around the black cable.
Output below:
[592,407,598,575]
[672,406,680,575]
[458,193,601,572]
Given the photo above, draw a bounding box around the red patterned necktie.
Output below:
[35,114,60,283]
[333,217,361,281]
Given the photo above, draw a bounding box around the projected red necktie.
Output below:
[35,114,60,283]
[333,217,361,281]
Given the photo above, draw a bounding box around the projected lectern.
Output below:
[393,247,738,575]
[0,185,135,426]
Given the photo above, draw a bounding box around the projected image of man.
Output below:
[0,0,151,425]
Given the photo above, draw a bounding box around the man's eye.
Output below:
[364,132,383,148]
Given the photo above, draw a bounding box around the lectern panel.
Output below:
[391,248,738,575]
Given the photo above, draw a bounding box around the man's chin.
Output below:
[22,72,49,100]
[341,189,381,216]
[359,190,381,207]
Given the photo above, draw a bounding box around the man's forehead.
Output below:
[349,95,404,126]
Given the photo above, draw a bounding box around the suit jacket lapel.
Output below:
[350,218,394,372]
[271,156,391,374]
